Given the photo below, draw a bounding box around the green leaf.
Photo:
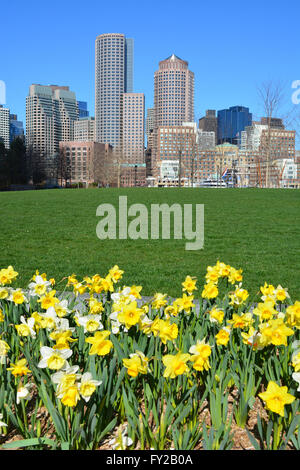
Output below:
[2,437,56,449]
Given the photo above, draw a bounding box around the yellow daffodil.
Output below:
[228,312,253,330]
[151,317,178,344]
[162,352,190,379]
[215,327,231,346]
[50,330,77,350]
[7,358,31,377]
[286,301,300,329]
[109,265,124,283]
[85,330,113,356]
[152,293,168,310]
[189,340,212,372]
[253,301,277,322]
[202,282,218,300]
[182,276,197,294]
[38,290,60,310]
[123,351,149,377]
[117,301,143,329]
[259,318,294,347]
[60,385,80,407]
[258,381,295,417]
[208,307,224,324]
[175,293,195,314]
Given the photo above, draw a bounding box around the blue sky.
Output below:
[2,0,300,137]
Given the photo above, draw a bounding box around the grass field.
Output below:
[1,187,300,299]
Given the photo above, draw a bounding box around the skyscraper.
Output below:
[120,93,145,164]
[26,84,78,159]
[9,114,24,143]
[217,106,252,145]
[95,33,134,147]
[151,54,194,178]
[0,105,10,149]
[77,101,89,118]
[154,54,194,129]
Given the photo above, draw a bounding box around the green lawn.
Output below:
[1,187,300,299]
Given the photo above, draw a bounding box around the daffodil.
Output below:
[182,275,197,294]
[7,358,31,377]
[258,381,295,417]
[0,266,18,285]
[50,330,77,350]
[123,351,149,377]
[109,265,124,283]
[85,330,113,356]
[77,314,103,333]
[215,327,231,346]
[117,301,143,329]
[0,339,10,364]
[151,317,178,344]
[189,340,212,372]
[152,293,168,310]
[286,301,300,329]
[38,290,60,310]
[253,301,277,322]
[202,282,218,300]
[51,365,81,395]
[60,385,81,407]
[259,318,294,347]
[28,275,51,297]
[38,346,72,370]
[229,284,249,307]
[10,289,27,305]
[208,307,224,325]
[175,293,195,314]
[79,372,102,402]
[16,383,34,404]
[162,352,190,379]
[228,312,253,329]
[15,316,36,338]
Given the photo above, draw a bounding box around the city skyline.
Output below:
[2,0,300,145]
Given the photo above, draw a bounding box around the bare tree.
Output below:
[257,80,284,187]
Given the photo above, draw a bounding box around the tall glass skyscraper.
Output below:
[77,101,89,118]
[95,33,134,147]
[217,106,252,145]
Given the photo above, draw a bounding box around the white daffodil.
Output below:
[79,372,102,402]
[51,365,81,396]
[38,346,72,370]
[54,317,75,333]
[28,276,51,297]
[77,314,103,333]
[16,315,36,338]
[0,413,7,428]
[16,383,34,404]
[108,426,133,450]
[0,339,10,364]
[292,372,300,392]
[54,299,72,318]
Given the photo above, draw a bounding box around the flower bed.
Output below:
[0,262,299,450]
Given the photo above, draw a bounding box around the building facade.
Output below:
[59,141,111,185]
[0,105,10,149]
[26,84,78,161]
[9,114,24,143]
[120,93,145,164]
[151,54,194,178]
[217,106,252,145]
[95,33,134,147]
[77,101,89,118]
[199,110,218,144]
[74,117,95,142]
